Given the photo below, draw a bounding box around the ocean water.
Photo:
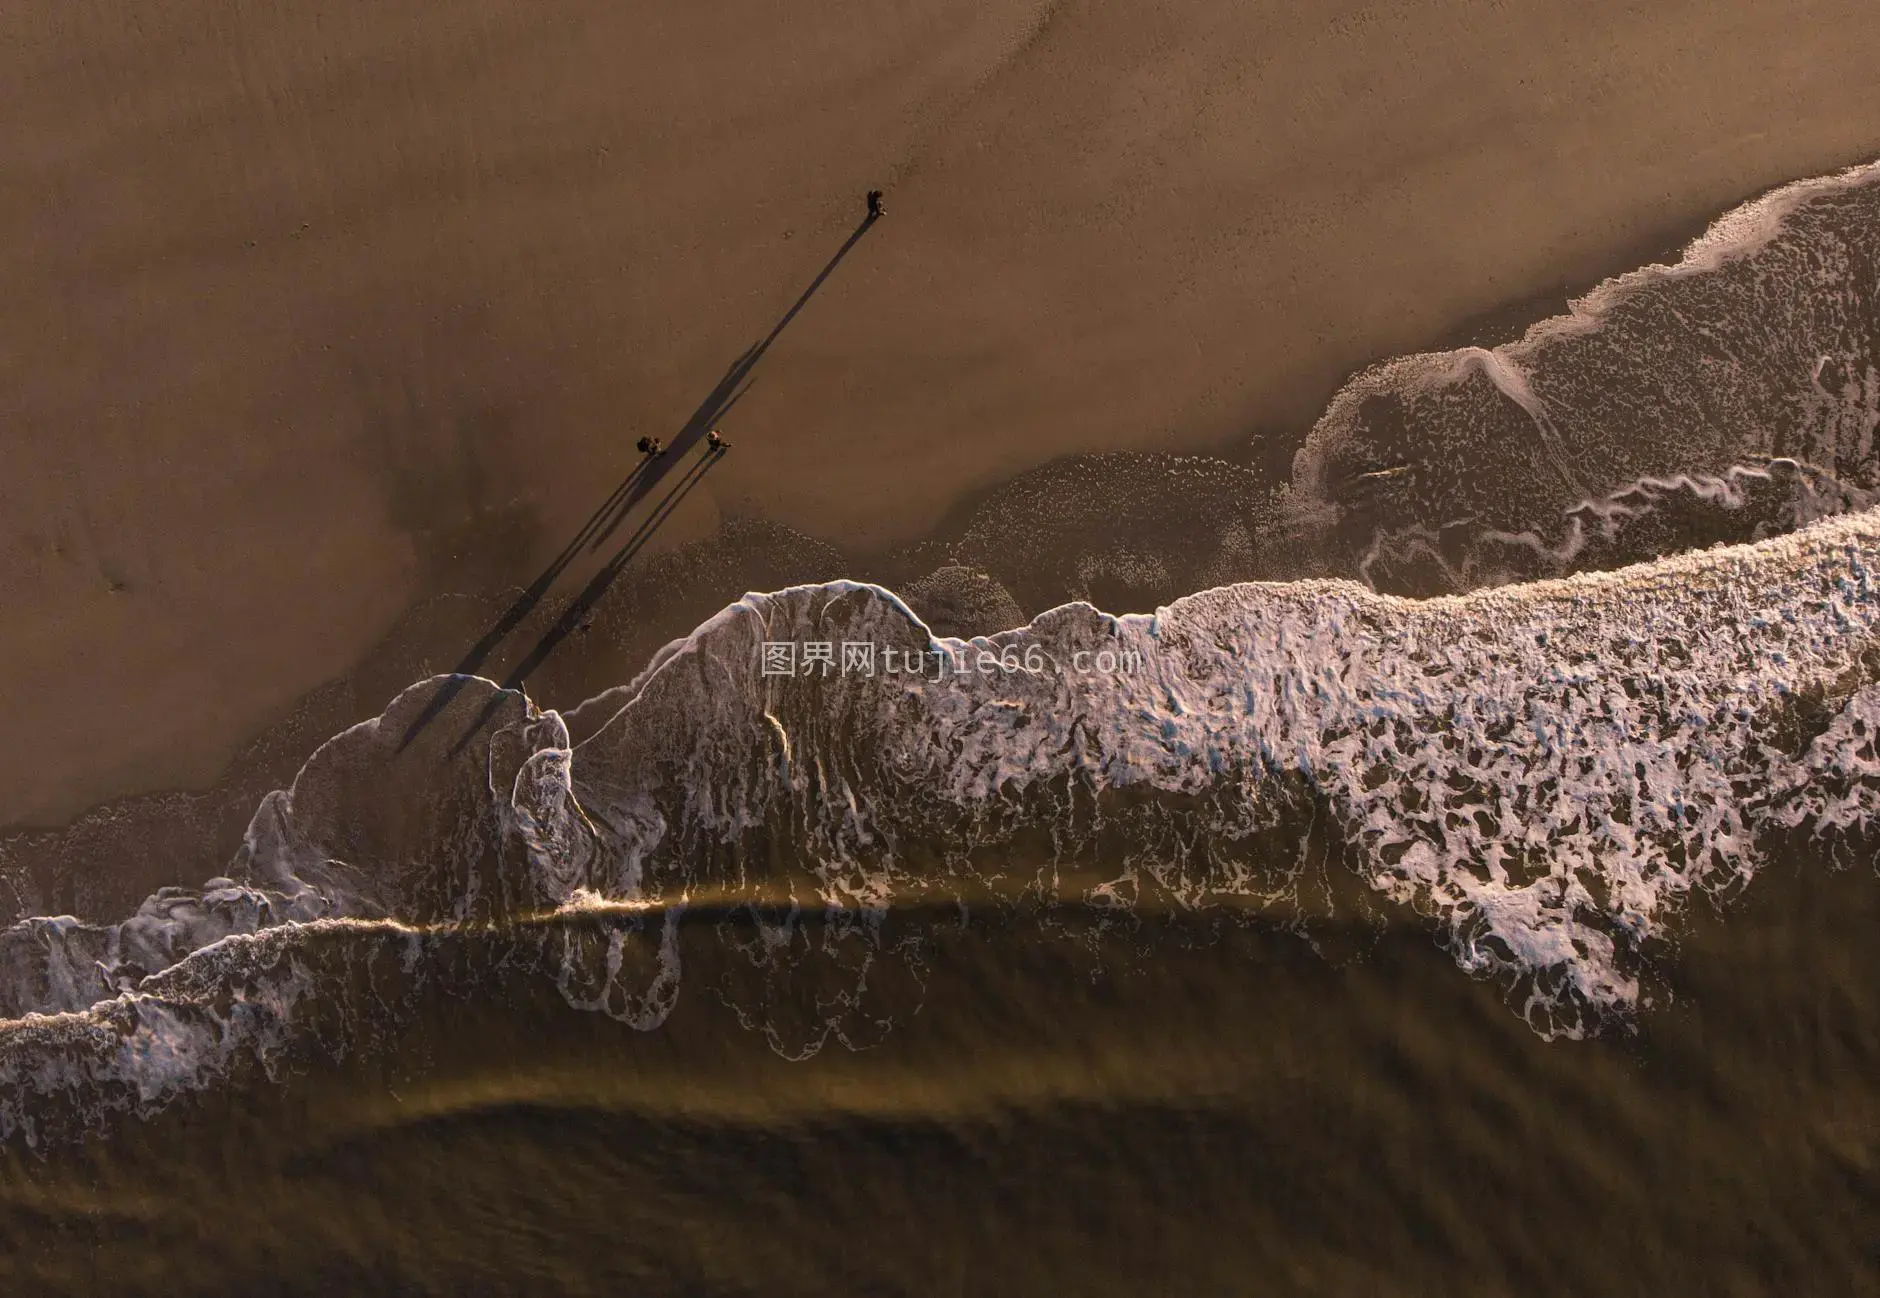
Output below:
[7,161,1880,1295]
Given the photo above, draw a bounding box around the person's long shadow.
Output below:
[444,449,725,757]
[398,211,880,754]
[584,377,755,556]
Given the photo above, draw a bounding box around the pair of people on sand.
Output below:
[630,189,876,462]
[636,430,730,457]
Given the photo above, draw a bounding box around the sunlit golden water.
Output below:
[4,835,1878,1298]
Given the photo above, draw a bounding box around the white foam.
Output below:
[565,509,1880,1039]
[1289,155,1880,541]
[6,507,1880,1142]
[10,159,1880,1131]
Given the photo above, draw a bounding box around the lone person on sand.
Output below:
[707,428,730,454]
[866,189,885,220]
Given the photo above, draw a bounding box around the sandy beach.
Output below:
[8,0,1880,828]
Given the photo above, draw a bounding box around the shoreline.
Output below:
[13,0,1880,839]
[1,149,1871,925]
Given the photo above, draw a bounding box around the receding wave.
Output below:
[10,158,1880,1146]
[8,506,1880,1143]
[1285,158,1880,592]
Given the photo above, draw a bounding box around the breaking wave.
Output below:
[8,508,1880,1142]
[1287,158,1880,593]
[9,156,1880,1146]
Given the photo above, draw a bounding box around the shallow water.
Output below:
[9,159,1880,1295]
[6,853,1879,1297]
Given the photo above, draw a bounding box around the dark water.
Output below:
[6,848,1879,1297]
[9,163,1880,1296]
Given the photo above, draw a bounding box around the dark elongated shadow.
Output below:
[587,376,757,555]
[399,211,879,754]
[599,212,877,502]
[444,450,724,757]
[396,457,654,752]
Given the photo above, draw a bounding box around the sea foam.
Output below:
[6,498,1880,1144]
[10,160,1880,1142]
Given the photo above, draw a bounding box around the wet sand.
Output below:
[9,0,1880,826]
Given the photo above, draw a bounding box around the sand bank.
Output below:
[7,0,1880,825]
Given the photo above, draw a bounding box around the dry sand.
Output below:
[7,0,1880,827]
